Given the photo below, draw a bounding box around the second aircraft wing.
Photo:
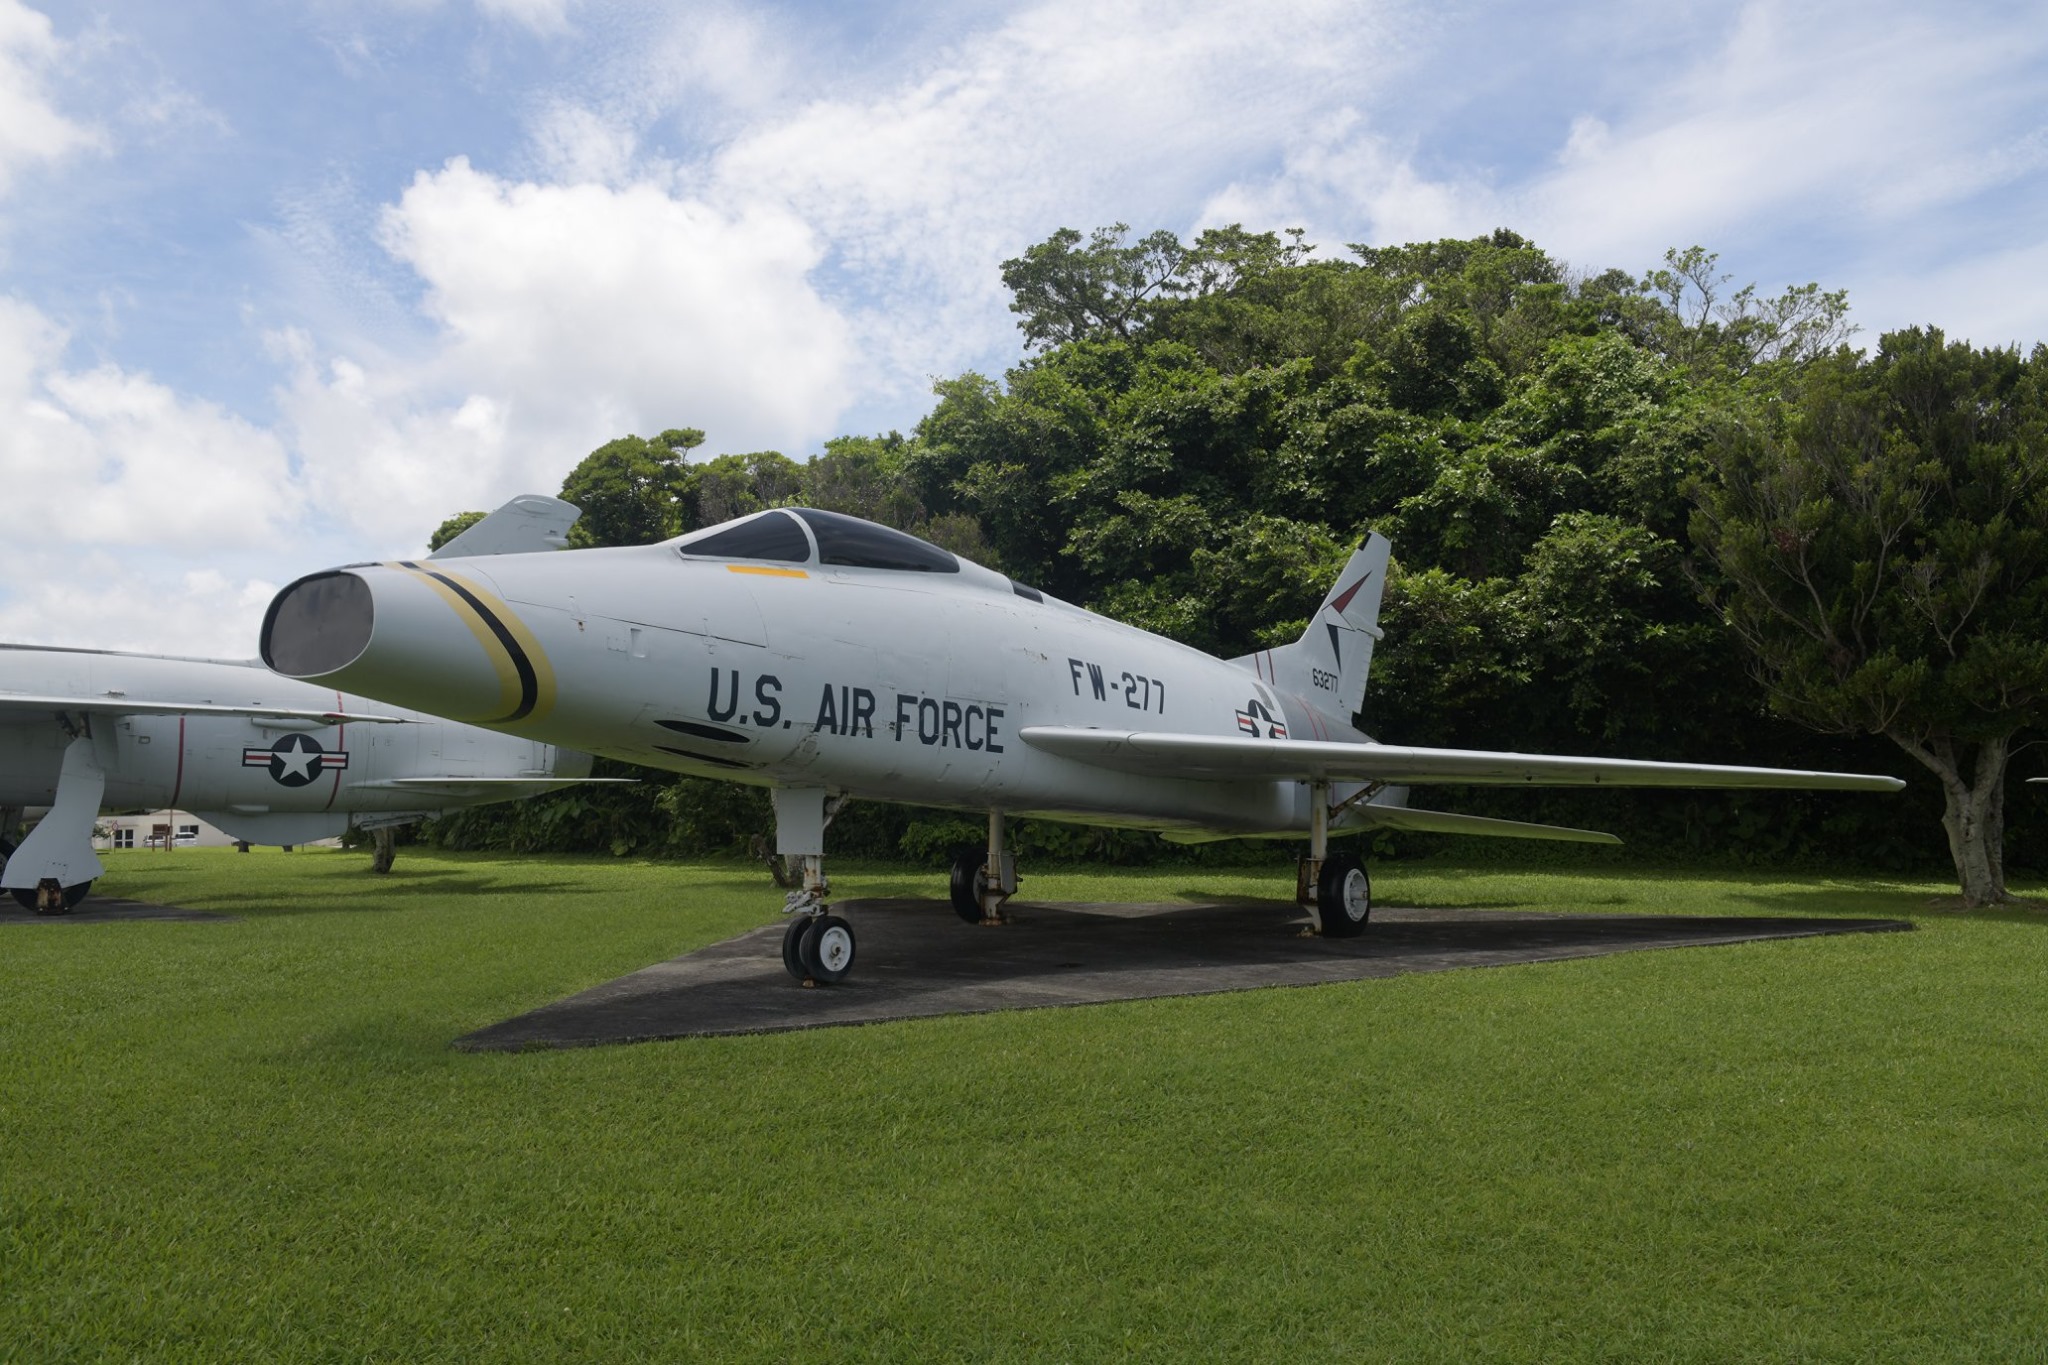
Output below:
[1018,727,1905,792]
[0,693,412,724]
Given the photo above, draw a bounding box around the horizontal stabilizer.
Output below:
[429,495,581,559]
[1019,726,1905,792]
[0,694,410,724]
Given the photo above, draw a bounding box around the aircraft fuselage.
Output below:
[268,544,1342,835]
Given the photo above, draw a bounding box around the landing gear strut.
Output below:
[1298,780,1371,937]
[773,787,858,986]
[1,734,106,915]
[950,810,1018,925]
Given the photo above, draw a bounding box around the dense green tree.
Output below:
[682,450,802,531]
[560,427,704,547]
[426,510,485,551]
[426,227,2041,878]
[1691,328,2048,903]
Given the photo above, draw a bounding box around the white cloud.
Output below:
[1853,237,2048,355]
[0,296,301,551]
[0,0,100,194]
[0,294,302,655]
[0,550,278,659]
[698,0,1408,400]
[1194,0,2048,297]
[9,0,2048,659]
[275,157,854,543]
[473,0,575,36]
[530,100,638,185]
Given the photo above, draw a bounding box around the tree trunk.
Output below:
[370,827,397,875]
[1890,731,2012,907]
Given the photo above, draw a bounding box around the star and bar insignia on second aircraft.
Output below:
[242,731,349,787]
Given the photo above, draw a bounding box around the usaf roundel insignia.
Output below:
[242,732,350,788]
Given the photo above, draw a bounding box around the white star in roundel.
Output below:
[270,733,326,786]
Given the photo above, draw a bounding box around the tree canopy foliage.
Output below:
[1692,328,2048,902]
[422,225,2048,892]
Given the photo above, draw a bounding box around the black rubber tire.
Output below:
[1317,856,1371,937]
[800,914,856,984]
[12,880,92,914]
[949,849,988,924]
[781,917,811,982]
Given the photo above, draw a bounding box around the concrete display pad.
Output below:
[0,897,232,924]
[457,897,1912,1051]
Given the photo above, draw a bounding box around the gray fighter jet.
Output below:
[0,495,618,913]
[260,504,1904,982]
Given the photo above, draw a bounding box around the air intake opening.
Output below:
[261,572,375,677]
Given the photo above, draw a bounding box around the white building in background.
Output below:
[94,810,233,850]
[91,810,346,850]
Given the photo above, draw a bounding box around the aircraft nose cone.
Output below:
[261,561,556,728]
[262,571,375,676]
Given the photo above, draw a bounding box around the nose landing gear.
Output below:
[773,787,860,986]
[782,909,856,985]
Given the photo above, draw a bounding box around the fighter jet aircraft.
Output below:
[0,495,616,913]
[260,505,1904,983]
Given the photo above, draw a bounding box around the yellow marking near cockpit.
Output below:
[726,565,809,579]
[386,562,558,727]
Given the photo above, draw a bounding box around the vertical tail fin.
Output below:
[1230,532,1390,725]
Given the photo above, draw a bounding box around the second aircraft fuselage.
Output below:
[0,646,579,817]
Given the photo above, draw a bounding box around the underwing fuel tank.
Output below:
[261,561,555,728]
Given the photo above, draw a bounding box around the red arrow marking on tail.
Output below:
[1329,570,1372,615]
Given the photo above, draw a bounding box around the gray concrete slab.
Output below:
[457,897,1912,1051]
[0,896,232,924]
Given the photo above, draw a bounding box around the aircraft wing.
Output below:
[1017,727,1905,792]
[0,693,412,724]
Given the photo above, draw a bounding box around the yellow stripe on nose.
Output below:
[726,565,808,579]
[387,562,557,727]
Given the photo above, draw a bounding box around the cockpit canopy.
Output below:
[675,508,960,574]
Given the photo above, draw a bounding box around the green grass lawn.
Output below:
[3,847,2046,1362]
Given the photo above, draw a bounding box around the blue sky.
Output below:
[1,0,2044,655]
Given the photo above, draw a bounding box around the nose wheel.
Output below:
[782,913,856,985]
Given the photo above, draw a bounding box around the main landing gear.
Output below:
[773,787,858,986]
[1297,780,1371,937]
[0,837,93,915]
[1,735,106,916]
[949,810,1018,925]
